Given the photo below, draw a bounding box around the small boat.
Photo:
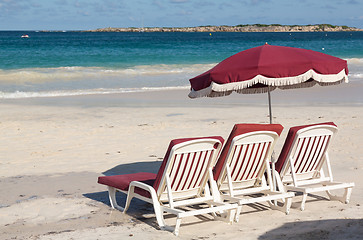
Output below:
[21,35,29,38]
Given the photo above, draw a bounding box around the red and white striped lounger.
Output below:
[273,122,355,211]
[210,124,294,222]
[98,136,237,236]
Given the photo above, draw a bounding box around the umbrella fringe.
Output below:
[278,81,317,90]
[317,79,346,86]
[236,87,277,94]
[189,69,348,98]
[279,79,345,90]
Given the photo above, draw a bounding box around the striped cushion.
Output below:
[275,122,337,173]
[153,136,224,192]
[213,124,283,181]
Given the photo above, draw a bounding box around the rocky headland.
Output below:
[87,24,362,32]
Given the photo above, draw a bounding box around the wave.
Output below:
[0,59,361,99]
[349,73,363,79]
[0,58,361,84]
[0,63,212,99]
[346,58,363,65]
[0,63,217,84]
[346,58,363,80]
[0,86,190,99]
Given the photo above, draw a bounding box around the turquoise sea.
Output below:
[0,31,362,98]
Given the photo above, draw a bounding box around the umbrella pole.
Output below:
[267,86,273,124]
[268,85,277,194]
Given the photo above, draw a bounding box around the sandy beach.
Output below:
[1,80,362,239]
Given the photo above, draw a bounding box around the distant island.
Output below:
[87,24,362,33]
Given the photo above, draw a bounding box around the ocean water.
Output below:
[0,31,362,99]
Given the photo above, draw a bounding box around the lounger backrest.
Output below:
[276,122,337,181]
[213,124,283,190]
[153,136,224,201]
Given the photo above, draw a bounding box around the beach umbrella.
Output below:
[188,44,348,124]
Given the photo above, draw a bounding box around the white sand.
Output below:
[0,83,362,239]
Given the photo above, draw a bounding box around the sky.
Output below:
[0,0,362,30]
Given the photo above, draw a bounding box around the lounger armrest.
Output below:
[129,181,159,200]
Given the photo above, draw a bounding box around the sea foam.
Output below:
[0,86,190,99]
[0,59,361,99]
[0,63,216,84]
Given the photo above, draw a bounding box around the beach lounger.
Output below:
[210,124,294,222]
[98,136,237,236]
[273,122,355,211]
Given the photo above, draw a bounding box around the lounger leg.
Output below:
[273,170,286,192]
[234,205,242,223]
[108,186,124,211]
[326,187,353,204]
[268,196,292,215]
[345,187,353,204]
[209,203,221,218]
[173,217,182,236]
[126,181,168,231]
[300,193,307,211]
[123,186,135,213]
[213,208,236,224]
[227,209,236,224]
[151,200,166,229]
[284,197,292,215]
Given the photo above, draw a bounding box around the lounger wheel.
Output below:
[268,197,292,215]
[326,187,353,204]
[299,193,307,211]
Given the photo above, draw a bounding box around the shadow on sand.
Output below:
[100,160,162,176]
[258,218,363,240]
[83,161,163,226]
[84,161,359,235]
[83,160,220,229]
[84,160,162,203]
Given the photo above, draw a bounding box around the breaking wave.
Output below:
[0,64,216,84]
[0,63,215,99]
[0,86,189,99]
[0,58,361,99]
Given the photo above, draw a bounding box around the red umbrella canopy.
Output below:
[189,44,348,98]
